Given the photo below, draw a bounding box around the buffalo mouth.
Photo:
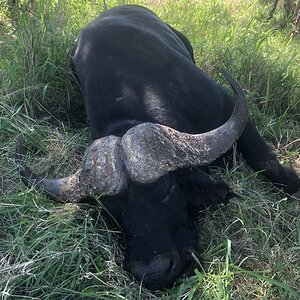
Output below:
[125,246,199,289]
[180,246,200,278]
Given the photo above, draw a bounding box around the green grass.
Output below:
[0,0,299,299]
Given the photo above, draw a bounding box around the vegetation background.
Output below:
[0,0,299,299]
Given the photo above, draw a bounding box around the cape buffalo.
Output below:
[17,5,300,289]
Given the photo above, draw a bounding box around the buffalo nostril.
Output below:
[128,255,172,282]
[148,255,172,275]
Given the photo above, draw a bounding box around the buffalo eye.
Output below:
[162,195,170,204]
[161,185,176,204]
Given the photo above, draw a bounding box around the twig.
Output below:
[103,0,108,11]
[269,0,280,20]
[291,0,300,36]
[0,84,62,123]
[0,84,44,100]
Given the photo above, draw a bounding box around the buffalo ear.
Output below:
[178,168,234,213]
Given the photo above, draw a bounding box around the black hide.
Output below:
[71,5,300,289]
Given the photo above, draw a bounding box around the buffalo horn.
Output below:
[16,135,127,202]
[121,70,249,183]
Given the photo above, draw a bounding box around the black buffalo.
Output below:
[17,5,300,289]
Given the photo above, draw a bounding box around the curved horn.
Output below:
[16,135,127,202]
[121,70,249,183]
[16,71,248,200]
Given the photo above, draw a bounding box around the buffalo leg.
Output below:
[237,119,300,194]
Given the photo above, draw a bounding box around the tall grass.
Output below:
[0,0,299,299]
